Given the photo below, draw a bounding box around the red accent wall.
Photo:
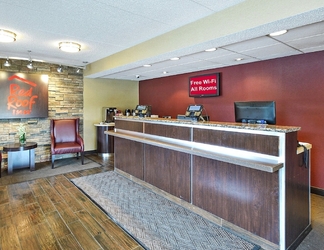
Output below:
[139,51,324,190]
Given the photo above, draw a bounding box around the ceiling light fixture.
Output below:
[236,58,243,61]
[4,57,11,67]
[57,65,63,73]
[269,30,288,37]
[143,64,151,67]
[27,61,33,69]
[205,48,217,52]
[59,42,81,52]
[0,29,16,42]
[170,57,180,61]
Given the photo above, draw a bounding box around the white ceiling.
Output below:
[1,0,324,81]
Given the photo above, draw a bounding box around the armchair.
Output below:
[50,118,84,168]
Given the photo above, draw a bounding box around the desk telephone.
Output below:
[134,105,152,117]
[185,105,203,118]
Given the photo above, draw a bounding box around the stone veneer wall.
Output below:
[0,59,83,170]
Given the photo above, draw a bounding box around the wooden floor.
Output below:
[1,154,323,250]
[0,155,144,250]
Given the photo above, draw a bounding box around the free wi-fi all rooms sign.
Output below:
[189,73,220,97]
[0,71,48,119]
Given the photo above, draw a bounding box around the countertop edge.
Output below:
[114,116,300,133]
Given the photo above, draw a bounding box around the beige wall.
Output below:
[83,78,139,151]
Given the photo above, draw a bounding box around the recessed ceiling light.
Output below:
[163,71,168,74]
[236,58,243,61]
[143,64,151,67]
[0,29,16,42]
[170,57,180,61]
[269,30,288,37]
[205,48,217,52]
[59,42,81,52]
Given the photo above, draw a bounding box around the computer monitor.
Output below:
[234,101,276,124]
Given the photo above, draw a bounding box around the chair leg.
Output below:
[81,152,84,165]
[51,155,55,169]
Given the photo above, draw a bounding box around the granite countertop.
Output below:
[94,122,115,127]
[114,116,300,133]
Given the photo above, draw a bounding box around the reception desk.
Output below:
[106,116,311,250]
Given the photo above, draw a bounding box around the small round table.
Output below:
[3,142,37,174]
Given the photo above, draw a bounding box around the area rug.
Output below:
[0,157,101,186]
[72,171,260,250]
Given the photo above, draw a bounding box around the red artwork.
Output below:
[0,72,48,118]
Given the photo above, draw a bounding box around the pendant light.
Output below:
[4,57,11,67]
[27,50,33,69]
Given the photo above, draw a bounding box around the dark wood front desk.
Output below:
[106,117,312,250]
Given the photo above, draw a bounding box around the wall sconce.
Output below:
[4,57,11,67]
[0,29,16,43]
[59,42,81,53]
[57,65,63,73]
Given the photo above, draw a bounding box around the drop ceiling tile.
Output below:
[256,50,302,61]
[184,48,234,61]
[238,43,301,60]
[197,63,227,71]
[285,34,324,50]
[301,44,324,53]
[275,21,324,42]
[222,36,279,53]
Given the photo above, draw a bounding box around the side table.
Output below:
[3,142,38,174]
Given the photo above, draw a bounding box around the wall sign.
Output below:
[189,73,220,97]
[0,71,48,119]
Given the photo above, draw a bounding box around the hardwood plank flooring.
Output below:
[0,155,144,250]
[0,153,323,249]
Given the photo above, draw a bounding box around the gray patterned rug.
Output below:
[72,171,260,250]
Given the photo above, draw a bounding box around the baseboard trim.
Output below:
[311,187,324,196]
[287,224,312,250]
[84,150,97,155]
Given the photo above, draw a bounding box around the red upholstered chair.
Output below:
[50,118,84,168]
